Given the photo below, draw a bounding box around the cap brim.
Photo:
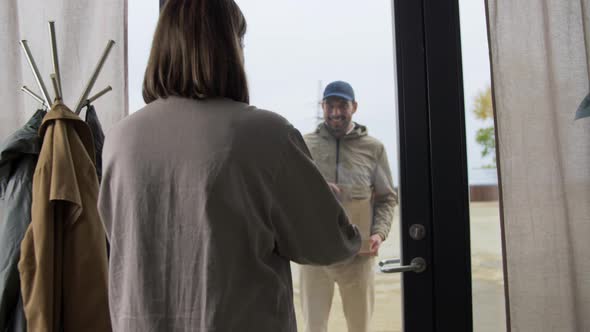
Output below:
[323,93,354,101]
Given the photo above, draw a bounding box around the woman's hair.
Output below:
[142,0,249,104]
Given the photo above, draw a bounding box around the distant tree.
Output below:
[473,86,493,120]
[472,86,496,168]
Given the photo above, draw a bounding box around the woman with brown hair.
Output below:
[98,1,360,331]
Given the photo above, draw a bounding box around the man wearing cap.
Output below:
[300,81,398,332]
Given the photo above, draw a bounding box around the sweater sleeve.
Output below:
[270,127,361,265]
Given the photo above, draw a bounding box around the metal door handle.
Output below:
[378,257,427,273]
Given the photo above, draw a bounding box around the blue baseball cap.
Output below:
[323,81,355,101]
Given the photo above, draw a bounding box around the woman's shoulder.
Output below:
[229,105,303,164]
[234,104,296,139]
[238,105,290,129]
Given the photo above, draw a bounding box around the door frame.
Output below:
[394,0,473,331]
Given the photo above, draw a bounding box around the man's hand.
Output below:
[327,182,341,196]
[369,234,383,255]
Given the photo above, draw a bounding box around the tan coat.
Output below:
[304,123,398,245]
[18,103,111,332]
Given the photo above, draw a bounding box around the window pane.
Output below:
[458,1,507,331]
[235,1,402,330]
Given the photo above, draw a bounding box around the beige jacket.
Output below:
[18,103,111,332]
[304,123,398,242]
[98,97,360,332]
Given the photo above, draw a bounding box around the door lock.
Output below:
[409,224,426,240]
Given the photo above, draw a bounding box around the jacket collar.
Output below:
[39,102,95,164]
[315,122,369,140]
[40,102,86,135]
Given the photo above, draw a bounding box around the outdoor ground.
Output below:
[290,202,506,332]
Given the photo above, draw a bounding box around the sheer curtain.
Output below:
[0,0,127,141]
[486,1,590,330]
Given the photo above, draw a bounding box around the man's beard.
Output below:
[325,116,351,137]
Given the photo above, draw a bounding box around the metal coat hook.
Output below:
[21,86,47,107]
[20,21,114,114]
[75,40,115,114]
[20,40,52,106]
[50,74,62,102]
[83,86,112,108]
[48,21,63,100]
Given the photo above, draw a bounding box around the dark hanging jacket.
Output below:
[84,105,105,181]
[0,110,45,332]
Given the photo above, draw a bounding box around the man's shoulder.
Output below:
[348,134,385,159]
[302,130,322,143]
[355,133,384,150]
[362,134,385,147]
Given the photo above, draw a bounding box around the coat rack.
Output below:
[20,21,115,114]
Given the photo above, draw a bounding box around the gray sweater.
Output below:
[98,96,361,332]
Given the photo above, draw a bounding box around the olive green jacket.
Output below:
[304,123,398,241]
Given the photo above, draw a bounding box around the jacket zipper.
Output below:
[335,138,340,184]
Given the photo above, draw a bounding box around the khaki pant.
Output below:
[300,256,375,332]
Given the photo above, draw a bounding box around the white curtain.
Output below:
[0,0,127,142]
[486,1,590,331]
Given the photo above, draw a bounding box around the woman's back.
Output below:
[99,97,360,331]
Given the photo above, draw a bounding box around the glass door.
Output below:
[232,1,404,330]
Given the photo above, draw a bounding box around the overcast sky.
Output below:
[128,0,495,185]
